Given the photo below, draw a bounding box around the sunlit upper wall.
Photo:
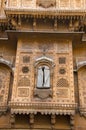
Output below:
[6,0,86,10]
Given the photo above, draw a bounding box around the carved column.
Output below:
[70,115,75,130]
[54,18,58,31]
[10,114,15,128]
[30,113,34,128]
[33,18,36,30]
[51,114,56,129]
[69,19,74,31]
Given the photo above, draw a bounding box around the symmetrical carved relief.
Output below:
[18,76,30,86]
[57,41,69,52]
[10,0,17,6]
[18,88,29,97]
[0,66,10,107]
[34,56,54,100]
[34,89,52,99]
[59,68,66,75]
[11,40,75,115]
[37,0,56,8]
[75,0,81,8]
[23,56,30,63]
[22,0,33,7]
[57,89,69,98]
[59,57,66,64]
[38,43,53,51]
[60,0,70,8]
[22,66,29,73]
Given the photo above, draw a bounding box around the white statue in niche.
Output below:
[37,65,50,88]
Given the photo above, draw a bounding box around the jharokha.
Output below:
[0,0,86,130]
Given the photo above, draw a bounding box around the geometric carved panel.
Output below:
[59,57,66,64]
[10,0,17,6]
[59,68,66,74]
[57,78,69,87]
[18,76,30,86]
[75,0,81,8]
[23,56,30,63]
[18,88,29,97]
[0,66,10,105]
[22,0,32,7]
[57,89,69,98]
[60,0,70,8]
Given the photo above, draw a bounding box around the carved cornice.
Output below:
[79,107,86,118]
[0,105,8,115]
[11,108,75,115]
[5,8,86,17]
[10,102,77,115]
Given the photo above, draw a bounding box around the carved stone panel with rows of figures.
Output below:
[78,66,86,107]
[11,38,75,110]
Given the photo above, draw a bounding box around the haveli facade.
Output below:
[0,0,86,130]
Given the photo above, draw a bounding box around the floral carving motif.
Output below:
[22,66,29,73]
[18,77,30,86]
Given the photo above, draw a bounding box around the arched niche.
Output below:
[77,61,86,71]
[34,56,55,100]
[0,59,13,113]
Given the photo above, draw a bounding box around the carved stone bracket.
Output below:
[37,0,56,8]
[34,89,52,99]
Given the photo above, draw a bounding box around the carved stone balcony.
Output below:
[34,89,52,99]
[37,0,56,8]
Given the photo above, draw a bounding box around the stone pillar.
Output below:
[30,113,34,128]
[51,114,56,129]
[70,115,75,130]
[10,114,15,128]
